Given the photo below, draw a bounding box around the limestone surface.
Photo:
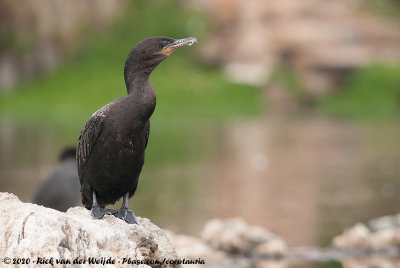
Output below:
[0,192,178,268]
[333,214,400,250]
[200,218,287,256]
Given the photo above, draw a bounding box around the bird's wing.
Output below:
[77,115,103,183]
[77,103,114,183]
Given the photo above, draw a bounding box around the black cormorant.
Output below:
[32,147,81,212]
[77,36,197,224]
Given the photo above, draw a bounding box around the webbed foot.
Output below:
[115,208,137,224]
[91,206,117,219]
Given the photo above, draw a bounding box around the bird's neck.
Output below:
[123,56,161,120]
[124,70,156,121]
[125,74,151,95]
[124,56,162,95]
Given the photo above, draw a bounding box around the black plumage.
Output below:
[32,147,80,212]
[77,36,197,223]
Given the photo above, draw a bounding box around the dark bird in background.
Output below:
[77,36,197,224]
[32,147,81,212]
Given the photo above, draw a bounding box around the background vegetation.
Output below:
[1,0,400,253]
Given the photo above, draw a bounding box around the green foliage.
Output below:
[317,64,400,121]
[0,0,262,165]
[363,0,400,17]
[317,261,342,268]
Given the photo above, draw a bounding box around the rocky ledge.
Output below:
[3,192,400,267]
[0,192,288,268]
[167,218,287,268]
[0,192,178,268]
[333,213,400,250]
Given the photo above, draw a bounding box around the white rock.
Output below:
[368,215,399,232]
[332,223,371,249]
[0,192,178,268]
[166,230,226,260]
[256,260,288,268]
[166,230,226,268]
[254,239,288,257]
[201,218,286,255]
[370,229,400,249]
[333,213,400,250]
[342,257,400,268]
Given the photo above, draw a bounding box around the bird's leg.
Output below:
[90,191,117,219]
[115,192,137,224]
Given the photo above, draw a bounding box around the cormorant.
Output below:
[32,147,81,212]
[77,36,197,224]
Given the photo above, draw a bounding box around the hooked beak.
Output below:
[161,37,198,56]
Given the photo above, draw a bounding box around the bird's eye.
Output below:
[162,41,168,47]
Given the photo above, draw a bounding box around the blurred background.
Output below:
[0,0,399,258]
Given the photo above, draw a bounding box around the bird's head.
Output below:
[125,36,197,72]
[124,36,197,93]
[133,36,197,57]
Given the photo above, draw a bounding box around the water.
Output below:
[208,116,400,246]
[1,115,400,267]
